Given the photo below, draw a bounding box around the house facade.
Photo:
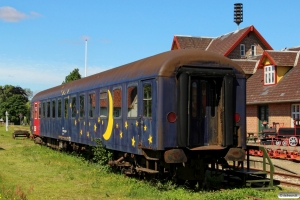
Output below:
[170,25,300,135]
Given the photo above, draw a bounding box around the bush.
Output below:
[92,138,113,167]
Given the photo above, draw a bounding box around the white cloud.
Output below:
[0,6,42,22]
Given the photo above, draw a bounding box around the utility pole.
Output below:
[5,111,8,131]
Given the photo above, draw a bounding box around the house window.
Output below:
[292,104,300,127]
[264,65,275,85]
[240,44,245,56]
[251,45,256,56]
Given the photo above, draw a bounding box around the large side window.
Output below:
[58,99,62,118]
[64,98,68,118]
[71,96,76,118]
[89,92,96,118]
[47,101,50,118]
[100,91,107,117]
[264,65,275,85]
[39,103,42,118]
[113,88,122,118]
[80,94,85,118]
[52,99,56,118]
[143,84,152,117]
[43,102,46,118]
[127,85,138,117]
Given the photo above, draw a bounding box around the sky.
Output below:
[1,1,300,96]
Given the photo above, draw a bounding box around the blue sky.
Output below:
[1,1,300,95]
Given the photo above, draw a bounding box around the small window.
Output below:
[52,99,56,118]
[264,65,275,85]
[89,93,96,118]
[113,88,122,118]
[71,96,76,118]
[100,91,107,117]
[58,99,62,118]
[33,104,37,119]
[80,94,85,118]
[64,98,69,118]
[47,101,50,118]
[251,45,256,56]
[39,103,42,118]
[143,84,152,117]
[127,85,138,117]
[240,44,245,56]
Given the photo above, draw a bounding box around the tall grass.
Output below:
[0,124,294,199]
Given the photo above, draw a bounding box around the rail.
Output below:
[246,145,274,187]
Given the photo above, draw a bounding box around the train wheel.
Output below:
[289,137,298,147]
[275,140,281,146]
[282,140,288,146]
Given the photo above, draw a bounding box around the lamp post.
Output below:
[5,111,8,131]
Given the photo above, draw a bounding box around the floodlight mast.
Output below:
[234,3,243,30]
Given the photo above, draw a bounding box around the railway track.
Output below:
[272,171,300,189]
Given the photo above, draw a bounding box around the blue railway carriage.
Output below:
[31,49,246,182]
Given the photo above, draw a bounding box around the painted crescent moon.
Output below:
[103,90,114,140]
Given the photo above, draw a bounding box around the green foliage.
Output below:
[92,138,113,168]
[62,68,82,84]
[0,85,30,125]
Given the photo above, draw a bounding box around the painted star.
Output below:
[136,121,139,126]
[94,123,97,132]
[74,120,77,125]
[144,125,147,131]
[125,121,128,129]
[131,136,135,146]
[120,131,123,138]
[84,121,85,125]
[89,122,91,126]
[70,103,72,108]
[116,123,119,129]
[148,135,152,144]
[80,130,82,135]
[98,117,101,123]
[87,132,89,137]
[102,120,104,125]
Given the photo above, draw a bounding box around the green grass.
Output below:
[0,124,298,200]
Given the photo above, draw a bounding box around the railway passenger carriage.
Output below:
[31,49,246,182]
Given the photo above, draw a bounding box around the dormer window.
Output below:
[264,65,275,85]
[240,44,245,56]
[251,45,256,56]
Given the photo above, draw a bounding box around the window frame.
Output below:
[240,44,245,56]
[71,95,77,119]
[79,93,85,118]
[99,89,108,118]
[113,87,122,118]
[264,65,276,85]
[251,45,256,56]
[88,91,96,118]
[58,98,62,118]
[127,83,138,118]
[143,83,152,118]
[52,99,56,118]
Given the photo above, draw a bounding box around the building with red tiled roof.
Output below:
[170,25,300,137]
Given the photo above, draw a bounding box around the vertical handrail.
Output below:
[246,145,274,187]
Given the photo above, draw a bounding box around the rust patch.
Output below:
[224,148,246,161]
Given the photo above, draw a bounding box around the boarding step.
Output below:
[246,179,270,187]
[135,167,159,174]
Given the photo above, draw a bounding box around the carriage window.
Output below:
[192,82,197,117]
[100,91,107,117]
[42,102,46,118]
[202,82,206,117]
[89,93,96,118]
[34,104,37,119]
[143,84,152,117]
[39,103,42,118]
[52,100,56,118]
[64,98,68,118]
[58,99,62,118]
[127,86,138,117]
[80,94,85,118]
[47,101,50,118]
[210,84,216,117]
[71,96,76,118]
[113,88,122,118]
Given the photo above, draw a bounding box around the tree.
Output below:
[0,85,29,125]
[62,68,82,84]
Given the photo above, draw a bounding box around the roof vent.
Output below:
[234,3,243,30]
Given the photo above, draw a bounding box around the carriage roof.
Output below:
[32,49,244,101]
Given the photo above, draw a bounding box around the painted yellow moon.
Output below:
[103,90,114,140]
